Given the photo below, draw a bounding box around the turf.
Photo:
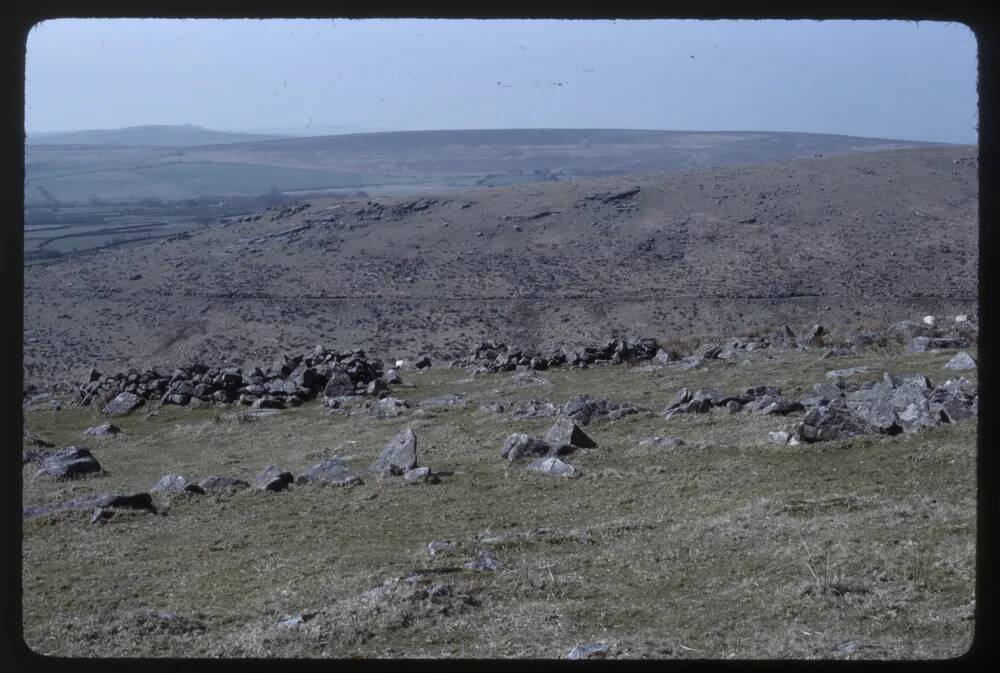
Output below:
[21,347,976,658]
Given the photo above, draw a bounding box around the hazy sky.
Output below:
[25,18,978,143]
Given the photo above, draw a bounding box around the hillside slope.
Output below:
[22,145,978,391]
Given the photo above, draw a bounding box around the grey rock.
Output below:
[297,458,363,487]
[102,391,142,417]
[197,475,250,492]
[323,368,355,397]
[752,395,805,416]
[826,366,871,379]
[744,385,781,400]
[501,433,552,461]
[464,549,501,571]
[427,540,456,556]
[544,418,597,451]
[664,398,711,416]
[253,465,294,492]
[384,369,403,384]
[83,422,120,437]
[150,473,189,494]
[419,393,464,408]
[944,352,977,371]
[370,427,418,477]
[802,324,826,347]
[24,492,154,520]
[527,456,578,478]
[798,403,879,443]
[371,396,409,418]
[674,355,704,371]
[34,446,103,480]
[278,612,317,629]
[366,378,389,395]
[404,466,436,484]
[565,642,611,660]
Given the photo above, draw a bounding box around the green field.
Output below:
[22,347,976,658]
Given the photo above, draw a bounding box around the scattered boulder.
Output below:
[366,378,389,396]
[370,427,418,477]
[415,356,432,369]
[83,422,120,437]
[33,446,103,480]
[296,458,363,487]
[797,402,879,443]
[801,324,826,347]
[544,418,597,452]
[464,549,501,571]
[527,456,578,478]
[404,466,436,484]
[905,336,969,353]
[751,395,805,416]
[24,492,154,520]
[253,465,294,492]
[826,366,871,380]
[323,368,355,397]
[944,352,976,371]
[501,433,552,461]
[197,475,250,493]
[149,473,200,494]
[428,540,457,556]
[560,395,638,425]
[418,394,464,409]
[768,431,791,445]
[371,396,410,418]
[102,391,142,416]
[565,642,611,660]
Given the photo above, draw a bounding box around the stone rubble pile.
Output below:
[74,346,388,415]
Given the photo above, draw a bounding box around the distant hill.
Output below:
[24,127,949,205]
[26,124,287,147]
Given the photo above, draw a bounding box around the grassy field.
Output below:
[21,347,976,659]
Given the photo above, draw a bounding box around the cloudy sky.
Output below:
[25,18,978,143]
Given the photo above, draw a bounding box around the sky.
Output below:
[25,18,978,143]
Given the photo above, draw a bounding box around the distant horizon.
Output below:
[25,122,969,146]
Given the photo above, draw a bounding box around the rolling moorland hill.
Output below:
[22,144,977,394]
[26,124,287,147]
[24,128,940,204]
